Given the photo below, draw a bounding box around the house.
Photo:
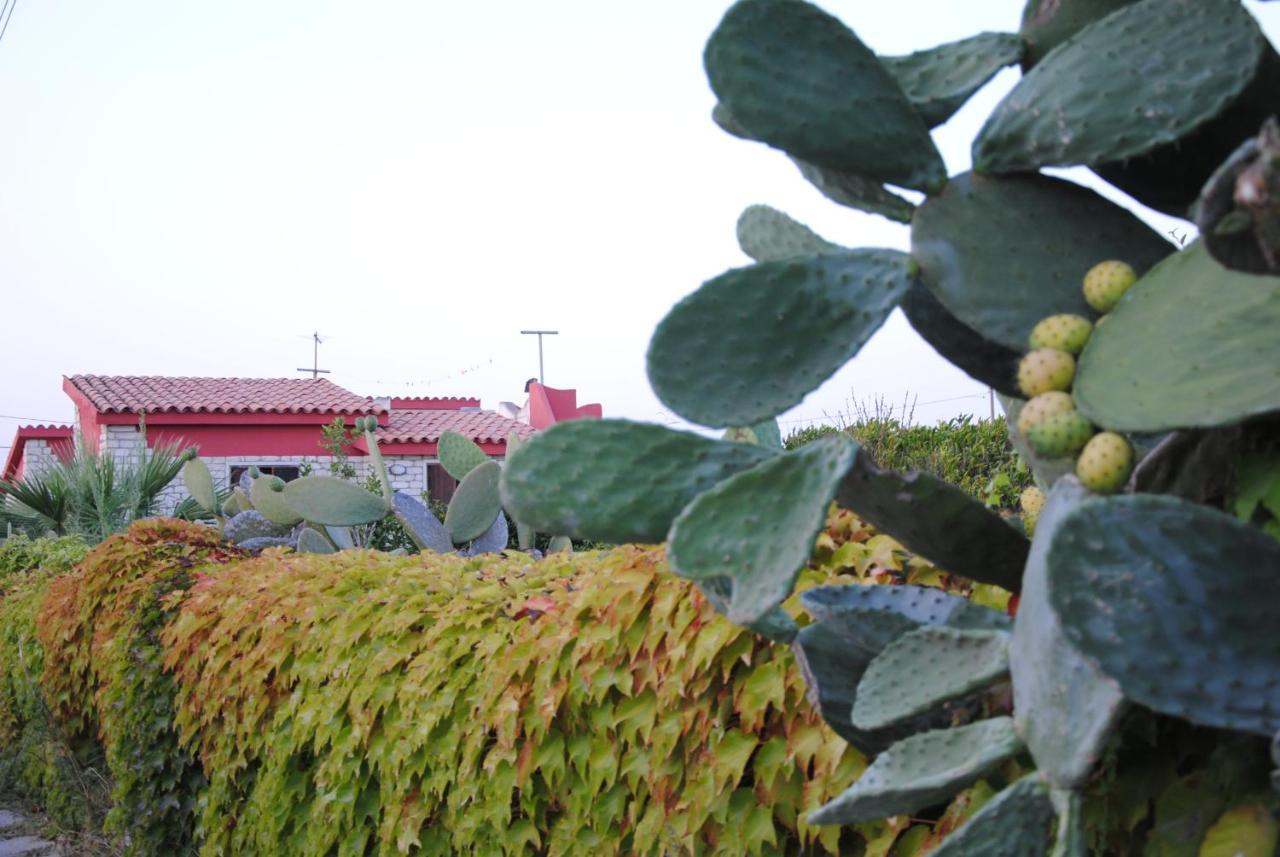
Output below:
[4,375,601,514]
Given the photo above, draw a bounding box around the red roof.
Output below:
[376,409,534,445]
[3,425,74,482]
[66,375,383,416]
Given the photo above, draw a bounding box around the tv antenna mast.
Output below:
[520,330,559,384]
[297,332,331,379]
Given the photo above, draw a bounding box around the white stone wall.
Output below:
[92,426,485,515]
[18,439,61,481]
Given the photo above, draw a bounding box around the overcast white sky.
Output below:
[2,1,1277,446]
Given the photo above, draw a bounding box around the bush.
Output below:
[37,519,243,854]
[786,416,1030,510]
[162,545,863,856]
[0,517,1020,854]
[0,535,90,582]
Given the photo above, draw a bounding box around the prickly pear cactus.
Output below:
[501,0,1280,852]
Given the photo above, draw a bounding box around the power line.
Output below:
[0,414,69,423]
[0,0,20,45]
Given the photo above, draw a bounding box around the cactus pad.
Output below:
[900,281,1023,397]
[1018,0,1140,68]
[500,420,773,543]
[1011,478,1125,788]
[711,103,917,223]
[1049,790,1086,857]
[463,512,509,556]
[930,776,1055,857]
[801,582,1011,646]
[881,32,1023,128]
[323,526,355,551]
[705,0,945,191]
[181,458,217,515]
[504,431,536,550]
[808,717,1024,825]
[281,476,388,527]
[444,460,503,544]
[221,488,250,518]
[911,171,1171,350]
[249,476,303,526]
[223,510,293,545]
[438,431,489,481]
[790,158,916,223]
[975,0,1265,175]
[296,527,335,554]
[237,536,295,551]
[836,453,1030,591]
[791,622,952,756]
[1073,243,1280,432]
[668,437,856,625]
[735,205,843,263]
[649,251,913,427]
[852,626,1010,731]
[392,492,452,554]
[547,535,572,555]
[1049,494,1280,736]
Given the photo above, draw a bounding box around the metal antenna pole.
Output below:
[297,331,332,379]
[520,330,559,384]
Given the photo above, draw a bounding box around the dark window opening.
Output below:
[427,464,457,504]
[230,464,301,486]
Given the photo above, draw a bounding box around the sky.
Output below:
[2,0,1278,449]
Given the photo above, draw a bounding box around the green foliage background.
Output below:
[785,416,1031,511]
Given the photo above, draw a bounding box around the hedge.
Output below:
[0,515,966,855]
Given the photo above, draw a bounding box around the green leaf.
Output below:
[929,776,1054,857]
[976,0,1265,174]
[438,431,489,481]
[902,281,1023,398]
[735,205,844,263]
[1049,493,1280,736]
[669,437,856,625]
[499,419,774,543]
[1198,805,1278,857]
[809,718,1024,825]
[836,452,1029,592]
[181,458,217,516]
[881,32,1024,128]
[852,626,1010,731]
[281,476,388,526]
[648,251,913,427]
[911,171,1172,351]
[1011,478,1125,789]
[705,0,945,191]
[444,461,502,544]
[1074,243,1280,433]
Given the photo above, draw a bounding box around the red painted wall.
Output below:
[146,425,349,457]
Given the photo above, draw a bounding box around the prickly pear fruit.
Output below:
[1083,261,1137,313]
[1020,486,1046,537]
[1027,411,1095,458]
[1076,431,1134,493]
[1017,348,1076,397]
[1029,314,1093,355]
[1016,391,1076,435]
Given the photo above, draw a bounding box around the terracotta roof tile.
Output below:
[67,375,382,416]
[378,409,534,446]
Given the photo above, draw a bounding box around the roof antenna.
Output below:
[297,332,332,379]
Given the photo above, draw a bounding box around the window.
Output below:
[427,463,457,504]
[230,464,301,487]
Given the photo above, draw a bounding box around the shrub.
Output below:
[786,416,1030,510]
[163,544,865,856]
[37,519,242,854]
[0,535,90,581]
